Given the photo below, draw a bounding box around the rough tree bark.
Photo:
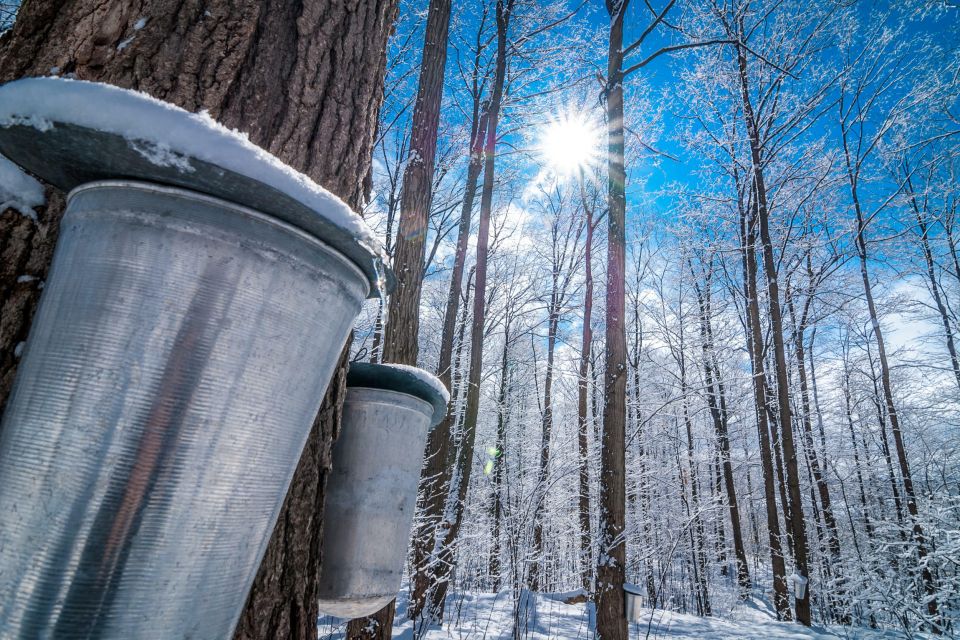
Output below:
[0,2,397,639]
[349,0,452,637]
[597,1,628,637]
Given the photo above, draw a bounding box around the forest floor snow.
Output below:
[319,589,925,639]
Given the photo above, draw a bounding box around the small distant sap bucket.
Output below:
[623,583,646,623]
[317,363,447,619]
[0,78,389,640]
[787,573,808,599]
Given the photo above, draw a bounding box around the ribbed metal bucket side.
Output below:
[317,387,433,619]
[0,181,368,639]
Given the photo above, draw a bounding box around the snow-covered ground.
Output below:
[319,590,929,639]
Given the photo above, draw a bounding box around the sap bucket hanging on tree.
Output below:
[317,362,449,618]
[0,78,392,640]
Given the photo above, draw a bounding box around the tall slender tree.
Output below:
[348,0,453,637]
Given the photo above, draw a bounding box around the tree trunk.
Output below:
[736,36,810,625]
[351,0,452,635]
[421,0,513,624]
[693,267,751,595]
[489,330,511,591]
[381,0,451,367]
[630,291,657,607]
[740,188,791,620]
[528,273,560,591]
[0,3,396,639]
[787,291,847,623]
[841,351,874,540]
[842,141,940,628]
[677,312,711,616]
[597,1,628,637]
[407,84,489,629]
[907,174,960,392]
[577,196,595,594]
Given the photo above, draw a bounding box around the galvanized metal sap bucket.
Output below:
[0,79,388,639]
[317,363,448,618]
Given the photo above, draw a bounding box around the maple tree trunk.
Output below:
[741,195,791,620]
[597,1,628,637]
[351,0,452,636]
[0,3,396,639]
[407,89,489,629]
[576,202,594,594]
[421,0,512,624]
[736,37,810,625]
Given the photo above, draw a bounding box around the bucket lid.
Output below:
[0,77,393,298]
[347,363,449,428]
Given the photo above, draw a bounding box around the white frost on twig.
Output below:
[0,154,45,221]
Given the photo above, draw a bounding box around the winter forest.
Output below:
[0,0,959,639]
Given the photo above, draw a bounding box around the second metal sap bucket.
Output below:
[0,78,390,639]
[317,363,448,618]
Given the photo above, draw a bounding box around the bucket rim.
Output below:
[346,363,449,428]
[0,77,393,298]
[67,179,371,299]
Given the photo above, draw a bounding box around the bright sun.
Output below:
[537,108,602,178]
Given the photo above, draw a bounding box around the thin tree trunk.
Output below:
[631,302,657,607]
[0,4,396,639]
[422,0,512,624]
[576,200,595,594]
[350,0,452,636]
[529,275,560,591]
[906,174,960,392]
[788,291,847,623]
[736,36,810,624]
[693,266,751,595]
[741,189,791,620]
[489,329,511,591]
[597,1,629,637]
[843,146,940,626]
[407,88,489,628]
[712,451,729,575]
[677,309,711,616]
[841,352,874,540]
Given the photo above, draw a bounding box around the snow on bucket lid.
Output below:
[346,362,450,428]
[0,77,392,298]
